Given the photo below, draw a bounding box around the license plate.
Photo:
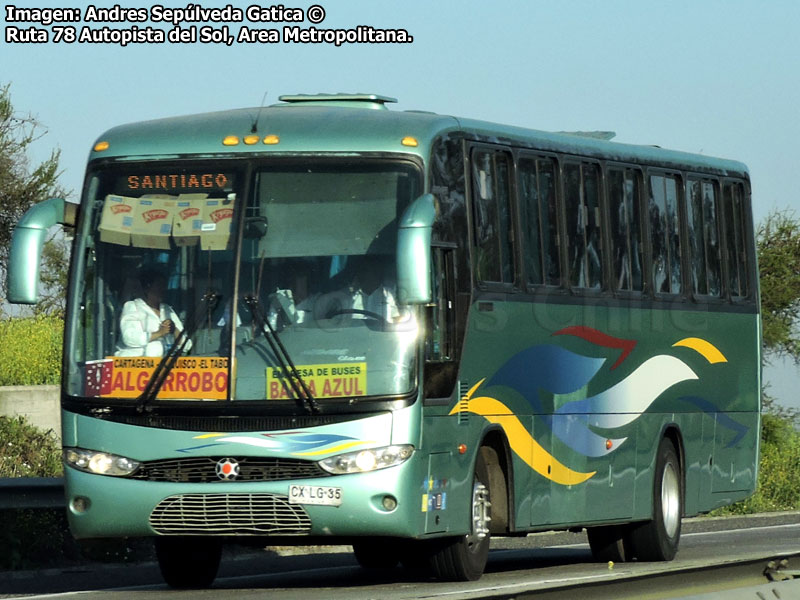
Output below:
[288,484,342,506]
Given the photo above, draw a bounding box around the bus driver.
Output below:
[116,268,190,357]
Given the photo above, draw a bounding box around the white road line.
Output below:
[416,572,623,598]
[682,522,800,537]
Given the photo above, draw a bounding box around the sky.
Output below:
[2,0,800,405]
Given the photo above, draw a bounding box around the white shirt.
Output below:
[116,298,190,357]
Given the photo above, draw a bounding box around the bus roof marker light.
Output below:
[401,136,418,147]
[263,134,280,145]
[93,141,109,152]
[222,135,240,146]
[458,444,467,455]
[243,134,260,145]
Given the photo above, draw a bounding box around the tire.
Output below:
[427,447,492,581]
[627,438,682,561]
[155,536,222,589]
[352,538,400,569]
[587,525,630,562]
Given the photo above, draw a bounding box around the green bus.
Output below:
[8,94,759,587]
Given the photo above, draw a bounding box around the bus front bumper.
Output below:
[63,460,425,540]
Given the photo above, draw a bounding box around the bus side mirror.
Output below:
[7,197,74,304]
[397,193,436,305]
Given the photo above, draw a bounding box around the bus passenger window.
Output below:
[564,163,602,290]
[519,156,559,286]
[608,168,643,292]
[687,178,721,297]
[649,174,682,295]
[471,149,514,285]
[723,181,749,298]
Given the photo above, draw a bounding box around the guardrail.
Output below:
[0,477,65,509]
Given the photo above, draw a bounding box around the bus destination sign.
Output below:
[119,172,233,194]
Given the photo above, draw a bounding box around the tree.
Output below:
[0,83,69,314]
[757,211,800,361]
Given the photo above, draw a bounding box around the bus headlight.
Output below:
[64,448,141,477]
[319,445,414,475]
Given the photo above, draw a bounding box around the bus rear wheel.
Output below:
[155,536,222,588]
[427,447,492,581]
[628,438,682,561]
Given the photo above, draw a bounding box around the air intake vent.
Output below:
[458,381,470,425]
[150,493,312,536]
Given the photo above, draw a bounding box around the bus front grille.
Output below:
[150,493,312,535]
[131,456,330,483]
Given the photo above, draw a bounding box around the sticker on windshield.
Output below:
[84,356,229,400]
[97,192,233,251]
[266,362,366,400]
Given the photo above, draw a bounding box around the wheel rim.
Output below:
[661,462,680,539]
[468,481,491,550]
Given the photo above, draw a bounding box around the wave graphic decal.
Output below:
[554,326,637,370]
[551,355,698,456]
[456,329,737,484]
[673,337,728,364]
[449,381,596,485]
[680,396,749,447]
[176,432,369,455]
[485,345,606,412]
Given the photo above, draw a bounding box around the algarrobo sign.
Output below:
[84,356,229,400]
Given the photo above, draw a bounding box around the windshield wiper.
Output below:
[136,289,221,413]
[244,294,319,414]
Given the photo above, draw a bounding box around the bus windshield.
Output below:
[65,159,422,406]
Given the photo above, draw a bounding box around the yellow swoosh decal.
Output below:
[673,337,728,364]
[193,433,226,439]
[292,440,368,457]
[450,381,595,485]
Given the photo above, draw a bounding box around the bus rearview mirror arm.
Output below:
[7,197,74,304]
[397,193,436,305]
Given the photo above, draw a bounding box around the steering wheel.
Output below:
[325,308,386,322]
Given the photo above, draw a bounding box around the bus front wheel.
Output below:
[628,438,682,561]
[155,536,222,588]
[427,447,492,581]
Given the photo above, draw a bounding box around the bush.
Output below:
[0,315,63,386]
[0,415,62,477]
[0,415,67,570]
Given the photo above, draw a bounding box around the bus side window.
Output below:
[608,168,644,292]
[519,155,560,287]
[564,162,603,290]
[723,181,749,299]
[424,245,457,398]
[471,149,515,286]
[649,174,683,295]
[687,178,722,297]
